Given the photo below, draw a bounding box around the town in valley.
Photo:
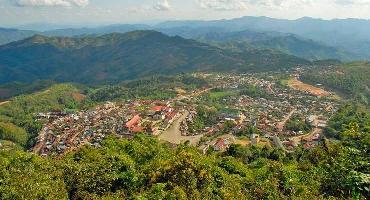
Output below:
[32,70,340,156]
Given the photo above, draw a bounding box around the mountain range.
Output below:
[0,31,308,86]
[158,16,370,59]
[2,16,370,61]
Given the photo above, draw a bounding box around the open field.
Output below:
[158,111,204,146]
[288,78,331,97]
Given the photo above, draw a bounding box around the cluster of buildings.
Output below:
[32,100,180,156]
[182,73,340,151]
[31,72,340,156]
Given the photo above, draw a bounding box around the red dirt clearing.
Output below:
[288,78,331,97]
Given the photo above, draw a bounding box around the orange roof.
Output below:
[132,126,144,133]
[126,115,141,128]
[215,138,226,148]
[166,111,177,119]
[151,106,166,112]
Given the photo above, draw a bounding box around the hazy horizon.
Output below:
[4,15,370,31]
[2,0,370,28]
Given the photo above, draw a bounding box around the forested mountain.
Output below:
[158,16,370,59]
[175,29,355,61]
[0,30,309,85]
[43,24,151,37]
[1,16,368,61]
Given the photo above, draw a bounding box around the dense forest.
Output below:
[0,31,309,85]
[0,103,369,199]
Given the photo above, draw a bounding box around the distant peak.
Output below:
[26,34,49,43]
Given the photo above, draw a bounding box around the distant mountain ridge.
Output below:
[0,31,309,85]
[157,16,370,59]
[1,16,368,61]
[170,29,356,61]
[0,28,37,45]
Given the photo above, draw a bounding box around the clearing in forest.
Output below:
[288,78,331,97]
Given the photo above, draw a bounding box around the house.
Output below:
[131,126,144,133]
[126,115,141,129]
[213,138,229,151]
[151,106,166,113]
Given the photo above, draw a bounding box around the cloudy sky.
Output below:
[1,0,370,27]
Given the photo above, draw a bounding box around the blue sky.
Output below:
[1,0,370,27]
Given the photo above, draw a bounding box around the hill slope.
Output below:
[0,31,309,85]
[157,16,370,59]
[183,30,354,61]
[301,62,370,105]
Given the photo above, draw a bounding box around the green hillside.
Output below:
[191,30,356,61]
[0,84,85,148]
[250,35,355,61]
[0,31,309,85]
[301,62,370,105]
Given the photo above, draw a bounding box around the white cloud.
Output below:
[153,0,171,11]
[197,0,370,11]
[198,0,248,10]
[197,0,316,10]
[13,0,89,7]
[334,0,370,5]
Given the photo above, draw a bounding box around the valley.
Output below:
[28,71,340,156]
[0,10,369,200]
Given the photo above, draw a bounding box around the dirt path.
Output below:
[288,78,331,97]
[0,101,10,106]
[291,127,322,143]
[175,87,214,101]
[158,111,204,146]
[277,109,296,132]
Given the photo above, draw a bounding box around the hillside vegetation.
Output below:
[0,84,85,148]
[189,30,355,61]
[301,62,370,105]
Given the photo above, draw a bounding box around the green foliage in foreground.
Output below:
[1,115,369,200]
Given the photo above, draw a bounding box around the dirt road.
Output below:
[158,111,204,146]
[277,109,296,131]
[0,101,10,106]
[291,127,322,143]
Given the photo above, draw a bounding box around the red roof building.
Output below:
[126,115,141,129]
[151,106,166,112]
[166,111,177,119]
[131,126,144,133]
[214,138,228,151]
